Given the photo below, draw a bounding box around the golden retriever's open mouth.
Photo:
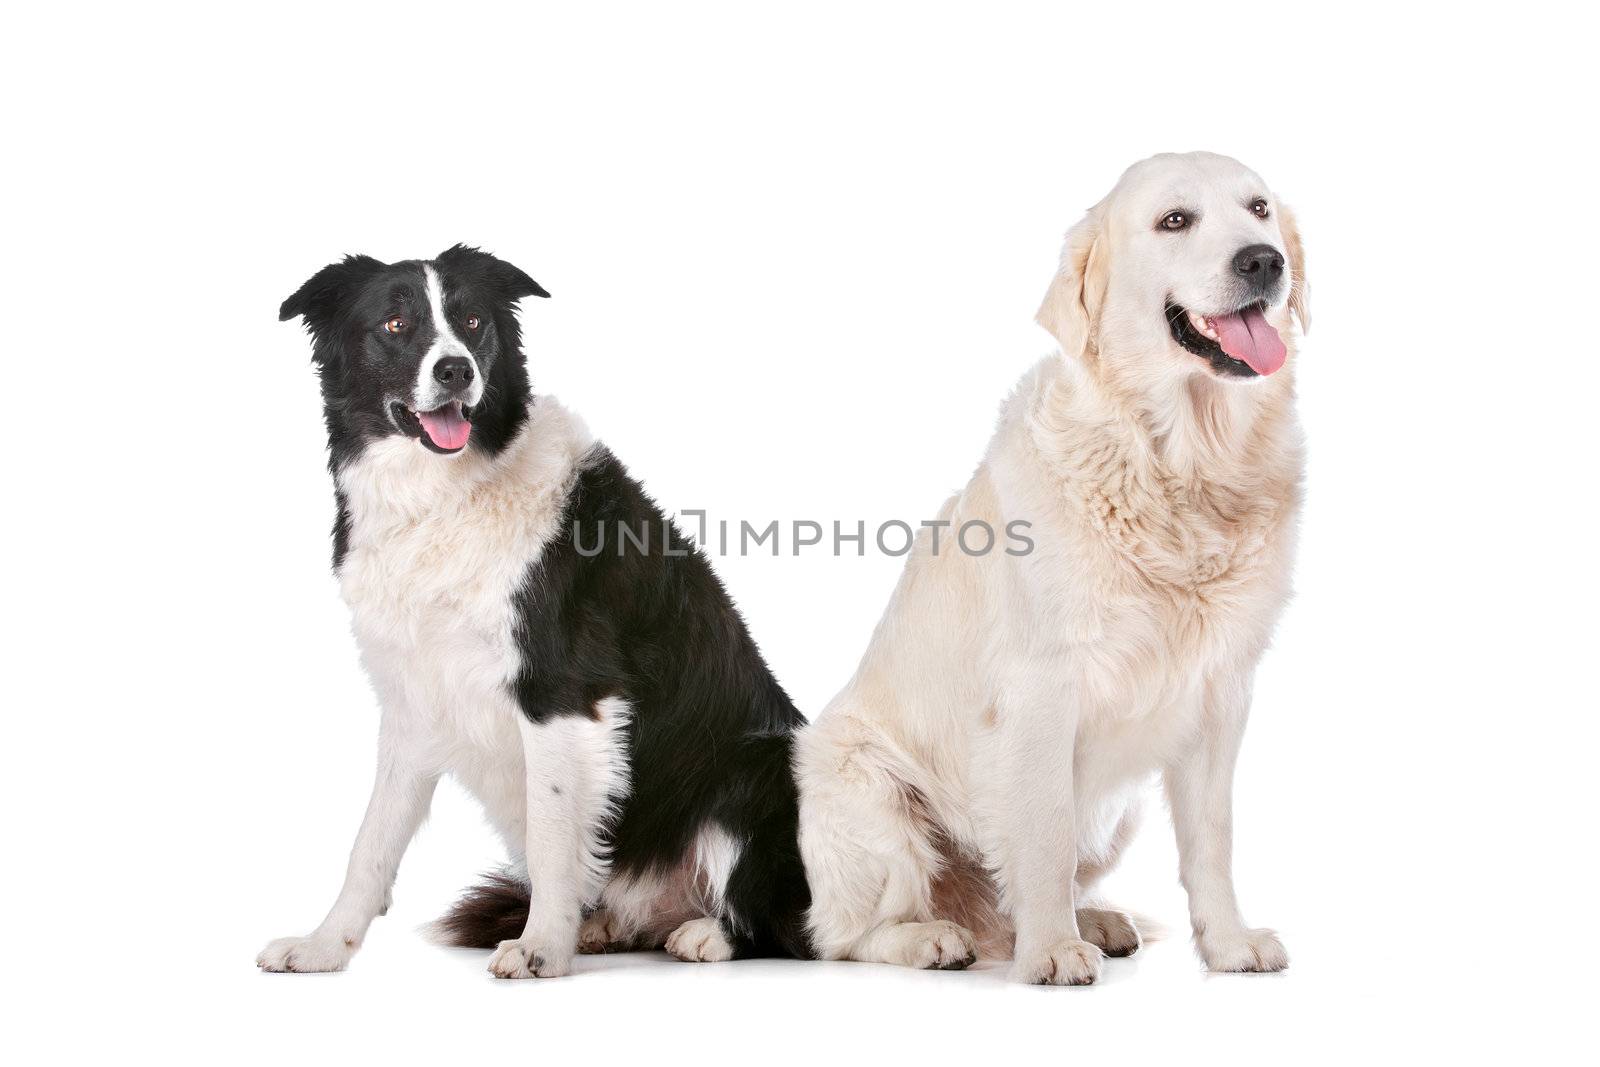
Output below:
[1166,300,1287,378]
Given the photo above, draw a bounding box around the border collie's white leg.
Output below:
[257,719,438,972]
[488,709,626,979]
[1001,699,1101,985]
[1164,675,1287,973]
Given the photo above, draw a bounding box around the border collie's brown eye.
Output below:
[465,315,481,331]
[1161,211,1188,231]
[1251,198,1270,219]
[384,317,408,334]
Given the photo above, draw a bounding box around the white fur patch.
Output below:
[415,264,484,411]
[527,698,634,904]
[335,396,603,845]
[691,823,743,924]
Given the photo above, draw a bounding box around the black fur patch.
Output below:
[498,449,811,958]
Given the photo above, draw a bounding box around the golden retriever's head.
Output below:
[1038,152,1309,391]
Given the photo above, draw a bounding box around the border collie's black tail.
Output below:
[429,871,531,948]
[429,731,814,958]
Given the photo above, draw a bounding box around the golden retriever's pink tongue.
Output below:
[1212,306,1287,375]
[418,405,471,450]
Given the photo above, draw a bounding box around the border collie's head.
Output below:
[280,245,549,464]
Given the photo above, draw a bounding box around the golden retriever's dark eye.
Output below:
[1160,211,1189,231]
[383,317,408,334]
[465,314,481,332]
[1251,198,1270,219]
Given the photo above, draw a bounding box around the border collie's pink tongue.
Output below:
[417,404,471,450]
[1212,306,1287,375]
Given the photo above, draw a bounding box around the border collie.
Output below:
[258,245,810,978]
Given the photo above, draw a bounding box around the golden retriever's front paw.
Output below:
[1198,927,1288,972]
[488,938,571,979]
[1012,938,1103,985]
[877,919,978,970]
[256,934,354,973]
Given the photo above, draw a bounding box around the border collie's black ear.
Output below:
[435,244,551,301]
[279,254,385,330]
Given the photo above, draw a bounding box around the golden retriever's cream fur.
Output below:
[795,152,1309,984]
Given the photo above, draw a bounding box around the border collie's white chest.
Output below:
[333,401,595,787]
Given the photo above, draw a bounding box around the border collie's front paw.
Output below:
[488,938,571,979]
[1198,927,1288,972]
[1012,938,1103,985]
[256,934,355,973]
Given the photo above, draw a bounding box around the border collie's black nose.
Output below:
[1233,244,1285,294]
[433,356,475,392]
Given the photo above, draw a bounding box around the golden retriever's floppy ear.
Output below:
[1035,209,1109,362]
[1278,202,1311,334]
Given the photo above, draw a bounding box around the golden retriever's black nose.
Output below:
[433,356,476,392]
[1233,244,1285,293]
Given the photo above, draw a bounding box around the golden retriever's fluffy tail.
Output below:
[1124,910,1168,944]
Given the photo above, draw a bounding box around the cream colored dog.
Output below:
[795,152,1309,985]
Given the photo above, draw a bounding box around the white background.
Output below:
[5,2,1596,1063]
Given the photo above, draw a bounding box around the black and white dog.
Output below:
[258,245,811,977]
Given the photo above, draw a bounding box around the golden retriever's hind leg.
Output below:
[1070,795,1144,956]
[853,920,977,969]
[1075,907,1141,957]
[796,713,967,966]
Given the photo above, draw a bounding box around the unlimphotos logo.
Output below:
[573,512,1035,558]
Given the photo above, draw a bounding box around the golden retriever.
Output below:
[795,151,1309,984]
